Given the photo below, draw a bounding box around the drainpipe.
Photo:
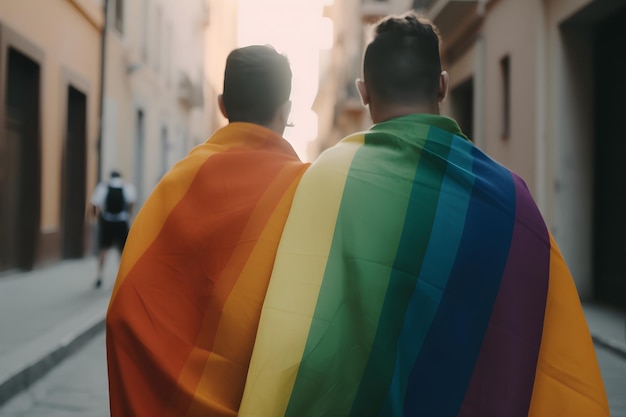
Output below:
[97,0,110,183]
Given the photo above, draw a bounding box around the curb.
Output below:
[591,334,626,360]
[0,308,106,407]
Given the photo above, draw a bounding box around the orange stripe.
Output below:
[183,164,306,417]
[109,124,274,303]
[527,233,609,417]
[107,124,306,417]
[109,150,206,303]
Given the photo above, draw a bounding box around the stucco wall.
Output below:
[481,0,538,192]
[102,0,209,206]
[0,0,102,233]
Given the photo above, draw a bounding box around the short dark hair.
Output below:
[222,45,292,125]
[110,170,121,178]
[364,12,442,106]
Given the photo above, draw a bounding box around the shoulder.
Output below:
[90,182,108,204]
[123,182,137,202]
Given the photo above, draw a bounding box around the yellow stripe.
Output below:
[238,135,364,417]
[183,165,306,417]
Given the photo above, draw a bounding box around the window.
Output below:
[500,55,511,139]
[113,0,124,34]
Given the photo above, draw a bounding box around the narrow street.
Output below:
[597,346,626,417]
[0,331,624,417]
[0,332,108,417]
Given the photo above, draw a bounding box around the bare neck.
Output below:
[369,101,440,124]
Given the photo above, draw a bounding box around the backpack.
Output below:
[105,185,126,214]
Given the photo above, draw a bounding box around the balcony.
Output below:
[177,73,204,109]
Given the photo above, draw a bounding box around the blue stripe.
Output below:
[403,148,516,417]
[349,127,453,417]
[377,134,476,416]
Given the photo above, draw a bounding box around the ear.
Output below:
[217,94,228,119]
[280,100,292,125]
[270,100,293,134]
[356,79,370,107]
[439,71,449,103]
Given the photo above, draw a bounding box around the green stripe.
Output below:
[284,125,428,417]
[349,125,453,416]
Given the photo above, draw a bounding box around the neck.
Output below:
[369,102,440,124]
[265,119,286,136]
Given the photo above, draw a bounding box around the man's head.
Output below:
[110,170,121,179]
[219,45,292,134]
[357,12,448,122]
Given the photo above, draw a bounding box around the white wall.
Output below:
[102,0,207,206]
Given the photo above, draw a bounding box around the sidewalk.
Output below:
[583,301,626,359]
[0,255,625,407]
[0,255,119,406]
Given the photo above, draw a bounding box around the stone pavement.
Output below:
[0,333,109,417]
[0,255,119,407]
[0,254,625,410]
[584,302,626,360]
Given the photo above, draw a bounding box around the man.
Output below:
[239,13,610,417]
[106,45,308,417]
[90,170,136,288]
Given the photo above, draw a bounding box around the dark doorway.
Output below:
[61,86,87,259]
[0,47,41,272]
[593,5,626,309]
[450,77,474,141]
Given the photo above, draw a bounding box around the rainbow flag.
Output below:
[106,123,308,417]
[239,114,609,417]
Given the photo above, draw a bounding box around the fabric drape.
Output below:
[239,114,609,417]
[106,123,308,417]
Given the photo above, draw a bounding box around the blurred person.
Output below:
[90,170,136,288]
[238,12,610,417]
[106,45,308,417]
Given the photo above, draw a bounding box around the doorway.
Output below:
[560,1,626,308]
[61,86,87,259]
[593,5,626,309]
[0,47,41,272]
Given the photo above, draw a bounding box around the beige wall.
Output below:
[481,0,537,191]
[102,0,208,206]
[543,0,595,297]
[434,0,601,298]
[438,0,539,191]
[313,0,363,156]
[0,0,103,233]
[204,0,238,135]
[313,0,416,158]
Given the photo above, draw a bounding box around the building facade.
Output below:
[101,0,207,207]
[314,0,415,156]
[424,0,626,307]
[202,0,239,136]
[0,0,104,272]
[316,0,626,308]
[0,0,235,273]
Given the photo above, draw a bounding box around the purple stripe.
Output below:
[458,175,550,417]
